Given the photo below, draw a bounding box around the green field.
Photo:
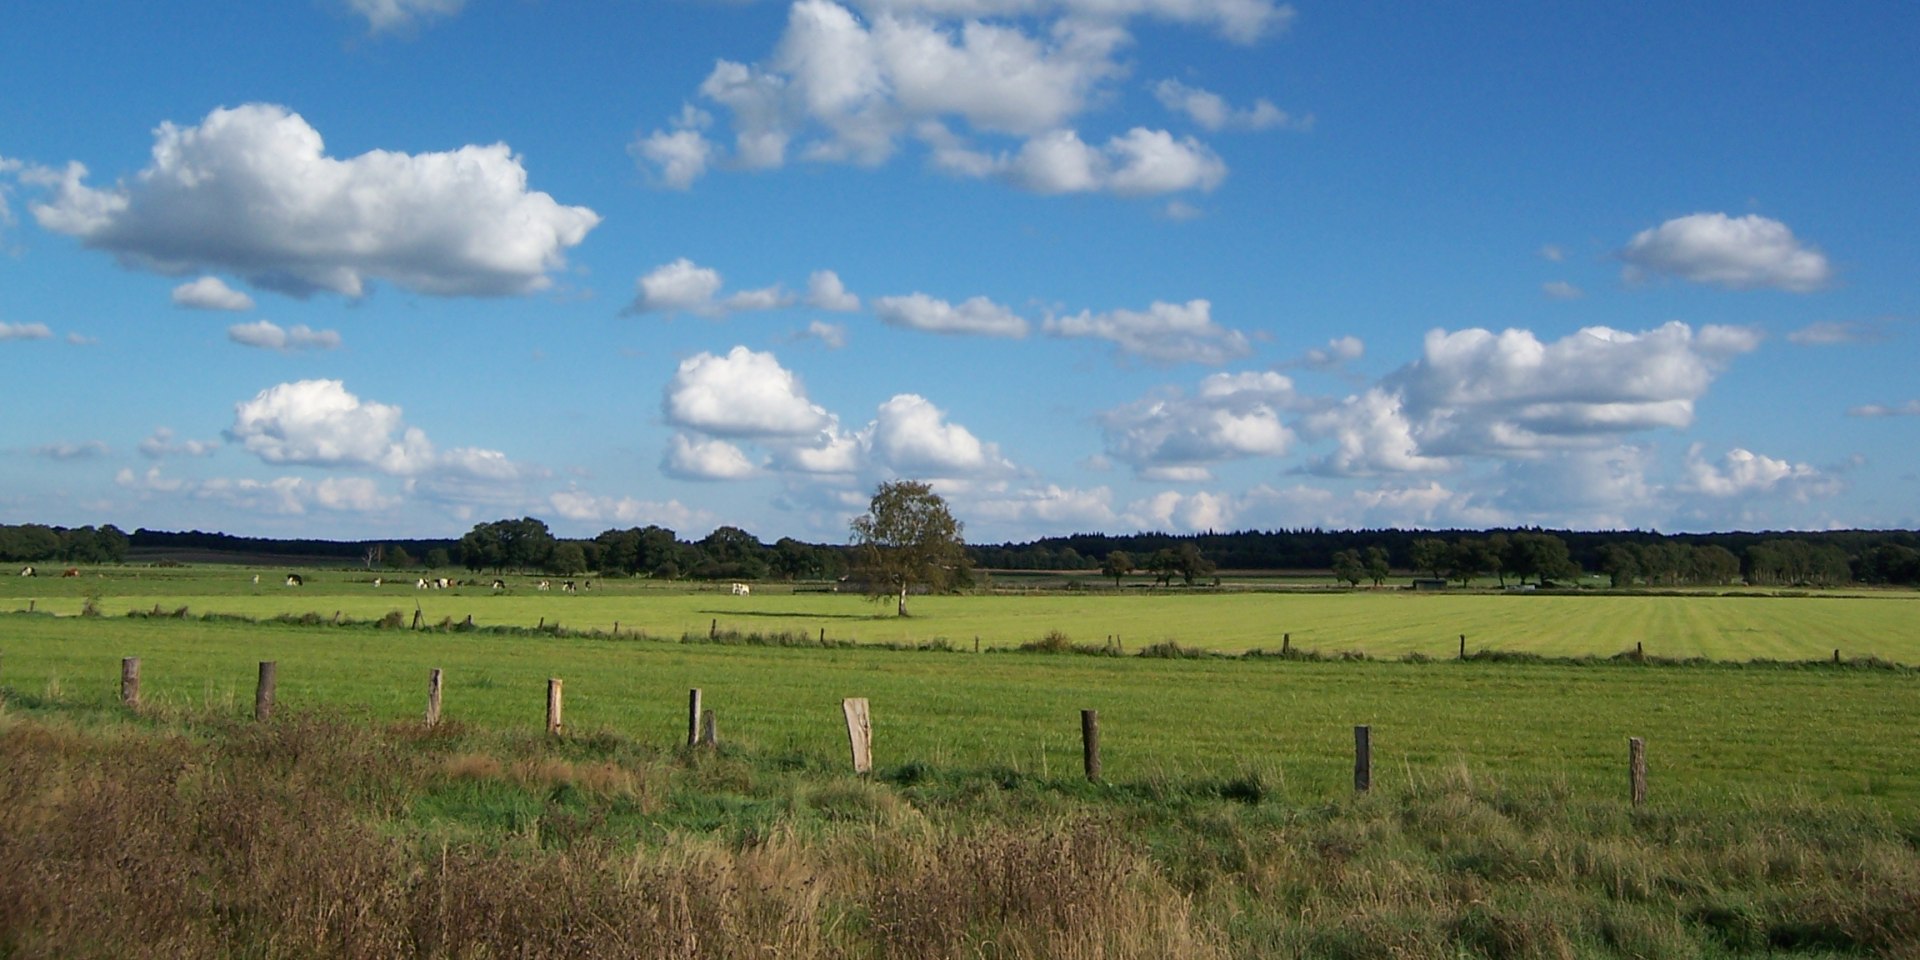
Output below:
[5,564,1919,661]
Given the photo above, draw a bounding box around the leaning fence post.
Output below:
[687,688,703,747]
[842,697,872,775]
[1354,724,1372,793]
[546,678,563,735]
[1629,737,1647,806]
[425,668,443,727]
[254,661,277,722]
[1081,709,1102,782]
[1459,634,1466,659]
[121,657,140,707]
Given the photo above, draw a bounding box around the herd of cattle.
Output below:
[25,566,758,596]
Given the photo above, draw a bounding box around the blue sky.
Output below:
[2,0,1916,544]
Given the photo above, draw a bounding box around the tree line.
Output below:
[25,521,1920,588]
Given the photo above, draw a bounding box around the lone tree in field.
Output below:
[850,480,967,617]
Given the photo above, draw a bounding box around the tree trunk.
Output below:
[897,583,909,617]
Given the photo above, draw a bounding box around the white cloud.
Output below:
[1045,298,1250,364]
[1788,320,1886,346]
[1848,400,1920,418]
[874,292,1030,337]
[799,319,849,348]
[663,346,834,438]
[1541,280,1583,300]
[1153,79,1301,131]
[1127,489,1233,532]
[547,490,713,530]
[28,104,598,298]
[805,269,861,311]
[34,440,110,461]
[226,379,518,482]
[139,427,220,459]
[664,433,760,480]
[0,322,53,341]
[172,276,255,311]
[347,0,466,32]
[1298,388,1452,477]
[1681,444,1839,501]
[864,393,1014,477]
[1619,212,1831,292]
[1302,334,1363,368]
[632,258,725,315]
[968,484,1119,532]
[640,1,1255,196]
[227,320,342,352]
[634,128,717,191]
[1389,321,1759,458]
[1101,370,1297,477]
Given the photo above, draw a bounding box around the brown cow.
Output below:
[62,567,80,578]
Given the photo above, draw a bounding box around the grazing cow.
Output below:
[372,578,382,588]
[62,567,79,578]
[562,580,576,593]
[18,566,33,577]
[438,578,452,589]
[285,574,304,587]
[491,579,506,591]
[417,578,429,590]
[730,582,751,596]
[252,574,260,585]
[537,580,550,591]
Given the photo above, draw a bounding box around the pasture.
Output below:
[5,563,1919,661]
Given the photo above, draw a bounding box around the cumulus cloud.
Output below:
[0,321,53,341]
[1298,388,1452,477]
[1153,79,1302,131]
[1619,212,1831,292]
[226,379,519,481]
[1848,400,1920,418]
[139,427,220,459]
[1045,298,1250,364]
[1541,280,1583,300]
[864,393,1014,477]
[28,104,598,298]
[631,258,795,316]
[347,0,466,32]
[1127,489,1233,532]
[34,440,110,461]
[967,484,1118,532]
[636,0,1257,196]
[805,270,861,311]
[874,292,1029,337]
[1681,444,1839,501]
[227,320,342,352]
[1390,321,1760,458]
[1101,370,1297,478]
[799,319,849,348]
[663,346,833,437]
[664,433,759,480]
[117,466,401,516]
[172,276,255,311]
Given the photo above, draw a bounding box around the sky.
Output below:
[2,1,1917,545]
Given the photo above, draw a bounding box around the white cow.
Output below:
[537,580,550,591]
[417,578,429,590]
[731,582,751,596]
[285,574,304,587]
[18,566,33,577]
[373,578,383,588]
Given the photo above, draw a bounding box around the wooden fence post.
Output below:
[425,668,443,727]
[1629,737,1647,807]
[1459,635,1467,659]
[1354,725,1372,793]
[254,661,277,722]
[710,618,718,640]
[1282,632,1290,654]
[120,657,140,707]
[1081,709,1101,782]
[546,678,563,735]
[842,698,872,775]
[687,688,703,747]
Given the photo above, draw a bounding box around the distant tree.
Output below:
[1599,543,1643,588]
[849,480,967,616]
[697,525,770,580]
[1689,545,1742,585]
[1146,548,1181,587]
[387,545,415,570]
[1174,543,1216,586]
[1101,550,1135,587]
[1364,546,1391,587]
[548,541,588,577]
[1331,549,1366,587]
[459,518,556,573]
[425,547,451,570]
[1448,538,1497,585]
[1410,538,1450,580]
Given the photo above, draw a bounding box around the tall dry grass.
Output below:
[1,705,1916,958]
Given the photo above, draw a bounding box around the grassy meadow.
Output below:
[4,565,1919,957]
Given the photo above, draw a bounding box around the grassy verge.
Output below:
[2,701,1915,958]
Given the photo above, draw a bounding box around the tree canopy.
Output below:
[849,480,967,616]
